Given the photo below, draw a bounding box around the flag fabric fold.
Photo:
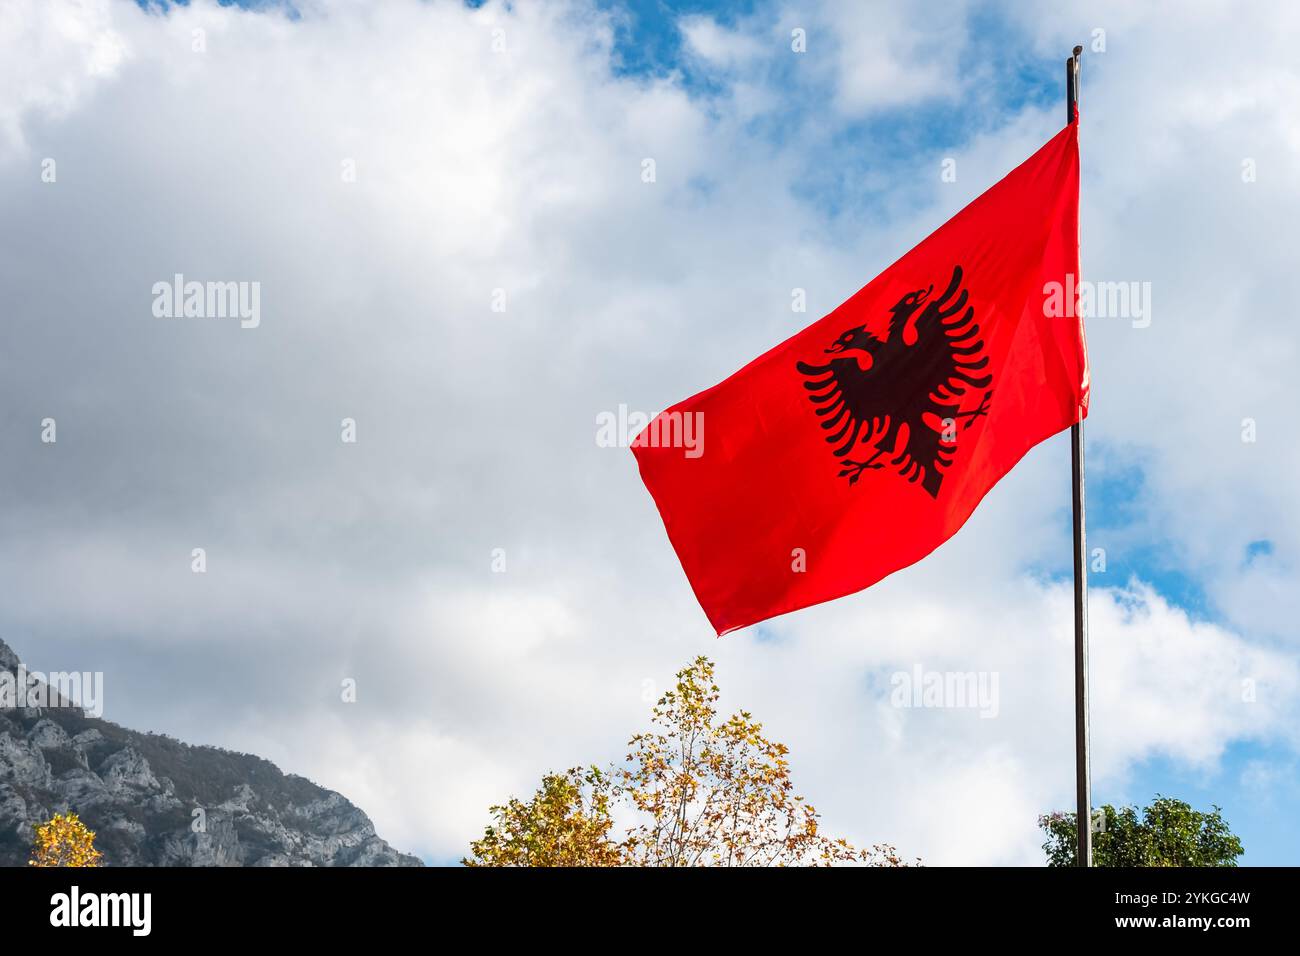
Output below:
[633,120,1086,635]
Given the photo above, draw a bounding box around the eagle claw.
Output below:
[956,390,993,430]
[839,458,885,484]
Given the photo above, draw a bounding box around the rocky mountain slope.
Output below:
[0,638,421,866]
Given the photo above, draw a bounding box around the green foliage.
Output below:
[1039,796,1243,867]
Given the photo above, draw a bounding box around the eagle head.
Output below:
[825,325,882,355]
[888,284,934,345]
[824,325,884,371]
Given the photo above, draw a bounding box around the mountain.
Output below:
[0,638,422,866]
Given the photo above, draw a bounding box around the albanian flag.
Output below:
[633,119,1086,635]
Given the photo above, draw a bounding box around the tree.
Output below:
[464,768,624,867]
[29,813,105,868]
[465,657,909,867]
[1038,796,1243,867]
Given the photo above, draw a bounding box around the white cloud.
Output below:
[0,0,127,149]
[758,0,973,114]
[679,14,765,69]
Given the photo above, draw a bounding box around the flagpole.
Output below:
[1066,44,1092,868]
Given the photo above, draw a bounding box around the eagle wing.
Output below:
[795,355,893,460]
[888,265,992,496]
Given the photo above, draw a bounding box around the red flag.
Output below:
[633,120,1086,635]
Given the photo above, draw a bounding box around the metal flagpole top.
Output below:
[1067,47,1082,121]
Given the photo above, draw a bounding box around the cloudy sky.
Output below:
[1,0,1296,865]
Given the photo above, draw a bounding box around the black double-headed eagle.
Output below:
[796,265,993,498]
